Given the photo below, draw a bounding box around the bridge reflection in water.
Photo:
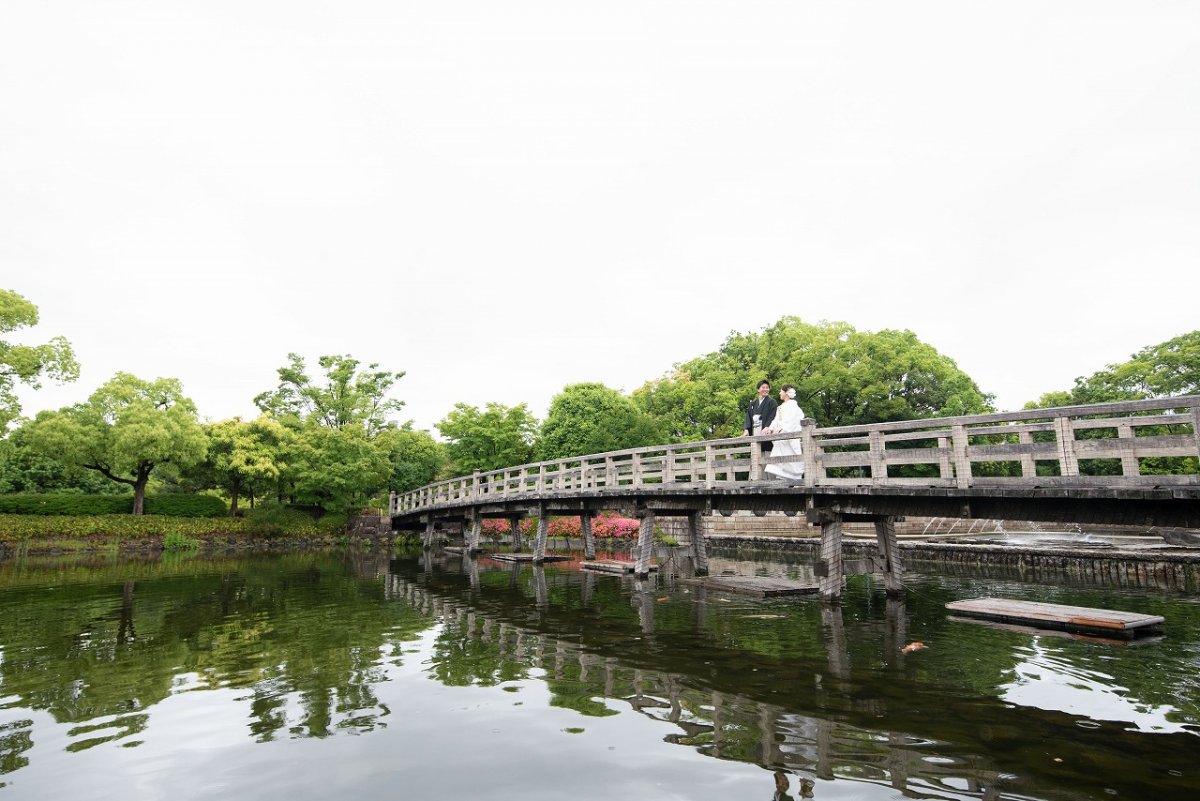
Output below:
[387,549,1198,801]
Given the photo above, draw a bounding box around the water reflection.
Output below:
[0,548,1196,800]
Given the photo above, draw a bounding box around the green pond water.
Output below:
[0,545,1196,801]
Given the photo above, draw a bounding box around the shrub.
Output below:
[480,512,641,539]
[143,494,227,518]
[0,493,227,517]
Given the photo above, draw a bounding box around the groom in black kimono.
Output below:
[743,379,778,451]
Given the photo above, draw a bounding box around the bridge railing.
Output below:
[390,396,1200,514]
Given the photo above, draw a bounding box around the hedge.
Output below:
[0,493,228,518]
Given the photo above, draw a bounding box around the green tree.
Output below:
[539,383,663,459]
[23,373,209,514]
[202,416,293,516]
[633,318,991,438]
[288,424,391,514]
[0,423,127,494]
[254,353,406,437]
[1,288,79,430]
[1048,331,1200,404]
[376,427,445,492]
[436,402,538,474]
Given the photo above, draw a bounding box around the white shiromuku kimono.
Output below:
[765,399,805,481]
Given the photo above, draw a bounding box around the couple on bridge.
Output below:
[743,379,805,481]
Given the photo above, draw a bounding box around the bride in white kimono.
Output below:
[763,385,805,480]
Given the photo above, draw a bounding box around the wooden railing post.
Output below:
[631,452,643,487]
[951,424,972,488]
[1117,422,1139,477]
[1018,431,1036,478]
[472,470,481,499]
[801,419,818,486]
[662,447,676,485]
[1055,415,1080,477]
[704,445,715,488]
[750,436,763,481]
[868,429,886,484]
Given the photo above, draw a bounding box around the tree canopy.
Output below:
[436,402,538,474]
[254,353,406,437]
[23,373,208,514]
[1031,331,1200,406]
[539,383,662,460]
[633,317,992,440]
[1,288,79,430]
[202,416,292,516]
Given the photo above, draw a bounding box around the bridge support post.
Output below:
[508,515,524,552]
[635,510,656,576]
[817,511,844,601]
[874,516,904,596]
[581,513,596,560]
[688,511,709,575]
[422,519,435,550]
[533,505,549,563]
[466,514,482,553]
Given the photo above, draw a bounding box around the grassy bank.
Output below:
[0,510,409,556]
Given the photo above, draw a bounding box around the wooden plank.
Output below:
[580,559,657,574]
[487,553,572,563]
[945,597,1163,637]
[682,575,820,598]
[946,616,1163,647]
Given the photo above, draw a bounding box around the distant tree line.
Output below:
[3,288,1198,515]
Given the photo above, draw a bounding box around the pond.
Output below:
[0,545,1196,800]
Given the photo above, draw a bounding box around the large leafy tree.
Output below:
[1043,331,1200,405]
[202,416,292,516]
[1,288,79,430]
[253,353,415,512]
[436,402,538,474]
[376,428,445,492]
[633,318,991,439]
[539,383,663,460]
[23,373,209,513]
[254,353,406,437]
[0,424,125,494]
[288,425,391,514]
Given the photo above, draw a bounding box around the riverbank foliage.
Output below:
[0,507,348,548]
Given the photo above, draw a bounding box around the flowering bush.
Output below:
[480,512,640,539]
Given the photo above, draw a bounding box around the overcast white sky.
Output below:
[3,1,1198,434]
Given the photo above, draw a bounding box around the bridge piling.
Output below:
[635,510,656,576]
[874,516,904,596]
[422,519,435,550]
[581,513,596,560]
[817,512,845,600]
[508,514,524,551]
[688,511,709,575]
[533,504,549,563]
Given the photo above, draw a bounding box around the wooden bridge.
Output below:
[390,396,1200,598]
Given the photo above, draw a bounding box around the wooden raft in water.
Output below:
[581,560,657,573]
[945,597,1164,638]
[487,553,572,563]
[685,576,820,598]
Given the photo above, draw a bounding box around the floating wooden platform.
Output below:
[945,597,1164,638]
[684,575,820,598]
[581,559,657,574]
[443,546,480,555]
[486,553,572,563]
